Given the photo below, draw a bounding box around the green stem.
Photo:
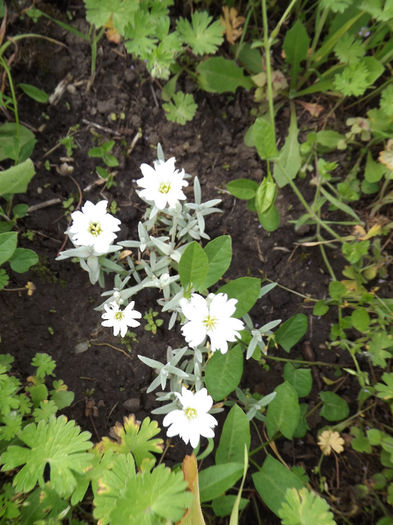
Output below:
[261,0,275,138]
[269,0,298,43]
[263,354,344,369]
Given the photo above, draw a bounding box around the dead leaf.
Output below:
[178,454,205,525]
[318,429,345,455]
[297,100,325,118]
[378,139,393,171]
[104,16,121,45]
[220,6,245,45]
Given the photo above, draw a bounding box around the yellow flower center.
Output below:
[203,315,217,330]
[159,182,171,194]
[88,222,102,236]
[114,311,124,321]
[184,407,197,420]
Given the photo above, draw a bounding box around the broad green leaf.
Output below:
[212,494,248,517]
[284,363,312,397]
[236,44,263,74]
[203,235,232,288]
[178,241,208,291]
[313,300,329,316]
[351,307,370,332]
[283,20,310,88]
[266,381,300,439]
[273,108,301,187]
[252,455,304,516]
[258,203,280,231]
[197,57,252,93]
[0,124,36,163]
[218,277,261,318]
[319,391,349,421]
[0,159,35,195]
[256,176,277,215]
[0,232,17,266]
[278,487,336,525]
[199,463,243,502]
[1,415,92,496]
[84,0,139,35]
[275,313,308,352]
[329,280,347,300]
[18,83,49,103]
[98,415,163,468]
[365,151,386,183]
[250,117,278,160]
[9,248,38,273]
[226,178,258,200]
[205,344,243,400]
[216,405,250,464]
[316,130,346,151]
[94,453,192,524]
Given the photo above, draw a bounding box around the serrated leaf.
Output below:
[177,11,224,55]
[197,57,252,93]
[0,268,9,289]
[163,91,197,125]
[84,0,139,35]
[278,487,336,525]
[253,455,304,516]
[334,33,365,64]
[0,416,92,496]
[266,381,300,439]
[97,415,163,468]
[380,85,393,117]
[215,404,250,464]
[205,344,243,400]
[94,454,192,524]
[31,353,56,378]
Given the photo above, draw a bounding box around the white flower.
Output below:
[101,301,142,337]
[163,387,218,448]
[137,157,188,210]
[180,293,245,354]
[67,200,121,254]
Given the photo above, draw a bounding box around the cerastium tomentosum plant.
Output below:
[57,144,280,450]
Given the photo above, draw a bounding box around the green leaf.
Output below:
[94,454,192,524]
[0,124,36,163]
[266,381,300,439]
[258,203,280,232]
[0,232,17,266]
[284,363,312,397]
[375,373,393,402]
[197,57,252,93]
[31,353,56,378]
[18,83,49,103]
[329,280,347,300]
[218,277,261,318]
[351,307,370,332]
[275,313,308,352]
[365,151,386,183]
[0,268,9,290]
[1,416,92,496]
[205,344,243,401]
[278,487,336,525]
[199,463,244,502]
[163,91,197,125]
[212,494,248,517]
[252,455,304,516]
[273,108,301,187]
[178,241,209,291]
[319,186,361,221]
[334,33,365,64]
[28,384,48,406]
[177,11,223,55]
[256,175,277,215]
[313,300,329,316]
[316,130,346,151]
[283,20,310,88]
[226,178,258,200]
[319,391,349,421]
[9,248,38,273]
[0,159,36,196]
[250,117,278,160]
[203,235,232,288]
[98,415,163,468]
[380,85,393,117]
[84,0,139,35]
[216,404,250,464]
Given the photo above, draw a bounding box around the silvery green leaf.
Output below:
[259,319,282,332]
[138,355,165,369]
[147,375,163,393]
[119,240,142,248]
[157,143,165,162]
[259,282,277,297]
[56,246,92,260]
[100,258,125,273]
[149,204,159,220]
[151,401,179,415]
[161,289,184,312]
[194,176,201,204]
[168,311,178,329]
[150,236,171,255]
[246,336,259,360]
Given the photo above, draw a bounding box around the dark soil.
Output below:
[1,2,390,524]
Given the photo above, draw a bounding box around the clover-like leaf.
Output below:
[0,415,92,496]
[97,415,163,468]
[94,453,192,524]
[278,487,336,525]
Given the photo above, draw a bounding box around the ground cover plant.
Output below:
[1,0,393,523]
